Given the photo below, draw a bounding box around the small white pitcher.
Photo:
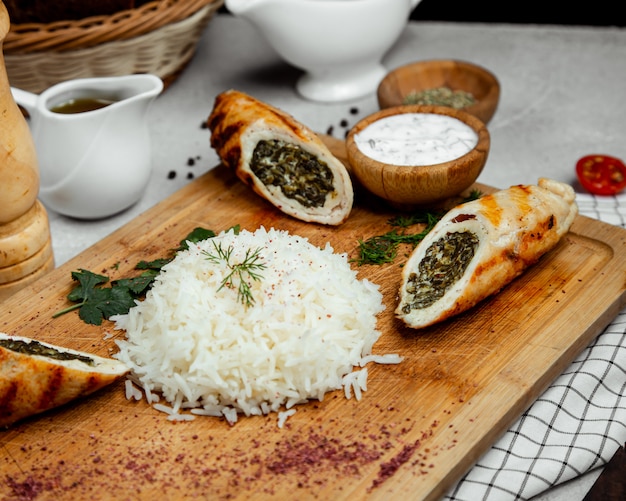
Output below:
[12,74,163,219]
[226,0,422,102]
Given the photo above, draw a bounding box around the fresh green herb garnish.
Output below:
[202,242,266,307]
[464,189,483,203]
[53,226,218,325]
[354,190,483,266]
[173,226,221,252]
[353,213,442,265]
[51,269,139,326]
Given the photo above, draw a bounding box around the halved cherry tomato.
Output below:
[576,154,626,195]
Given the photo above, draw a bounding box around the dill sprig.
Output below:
[203,242,266,307]
[353,190,483,266]
[353,212,441,265]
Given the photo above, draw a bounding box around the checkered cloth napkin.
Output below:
[445,193,626,501]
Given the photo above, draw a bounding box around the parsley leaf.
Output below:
[95,285,137,319]
[66,269,109,302]
[53,270,137,326]
[174,227,217,252]
[135,258,172,271]
[53,227,218,325]
[114,270,159,295]
[77,301,107,326]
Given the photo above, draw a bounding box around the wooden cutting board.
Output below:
[1,137,625,501]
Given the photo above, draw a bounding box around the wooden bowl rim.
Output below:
[376,59,500,123]
[345,105,490,205]
[347,104,490,170]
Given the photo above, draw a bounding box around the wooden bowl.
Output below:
[346,105,490,209]
[377,59,500,124]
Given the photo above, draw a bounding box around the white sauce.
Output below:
[354,113,478,166]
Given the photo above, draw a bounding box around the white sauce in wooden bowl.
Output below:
[354,113,478,166]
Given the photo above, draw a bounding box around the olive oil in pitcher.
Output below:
[50,97,116,114]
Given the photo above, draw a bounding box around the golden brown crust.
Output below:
[208,91,316,171]
[207,90,353,225]
[0,334,129,427]
[396,178,578,329]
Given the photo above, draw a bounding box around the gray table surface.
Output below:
[43,14,626,500]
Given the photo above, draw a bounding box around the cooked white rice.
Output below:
[112,226,401,425]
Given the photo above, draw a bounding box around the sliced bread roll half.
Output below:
[396,178,578,329]
[0,333,129,427]
[208,89,353,225]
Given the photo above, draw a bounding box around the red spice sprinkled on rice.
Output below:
[113,227,401,425]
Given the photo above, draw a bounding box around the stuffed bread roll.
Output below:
[396,178,578,329]
[0,333,129,427]
[208,89,353,225]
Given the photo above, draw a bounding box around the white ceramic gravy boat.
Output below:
[226,0,421,102]
[12,74,163,219]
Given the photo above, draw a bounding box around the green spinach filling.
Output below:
[0,338,95,366]
[402,231,479,312]
[251,139,335,208]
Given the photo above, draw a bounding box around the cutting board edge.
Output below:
[1,155,626,500]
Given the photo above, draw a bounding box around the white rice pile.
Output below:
[112,227,401,425]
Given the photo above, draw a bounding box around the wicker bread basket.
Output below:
[3,0,224,93]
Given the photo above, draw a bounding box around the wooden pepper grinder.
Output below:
[0,1,54,302]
